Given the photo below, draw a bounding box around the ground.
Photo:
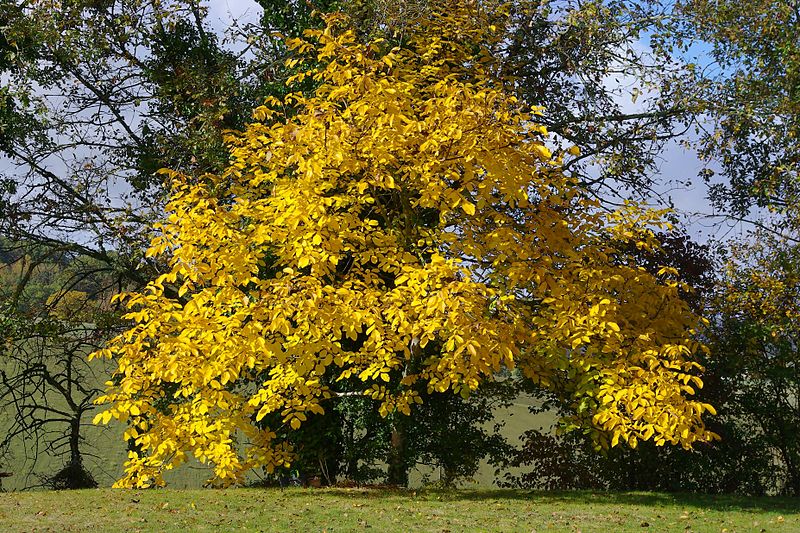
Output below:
[0,488,798,532]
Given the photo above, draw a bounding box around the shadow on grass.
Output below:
[264,487,800,514]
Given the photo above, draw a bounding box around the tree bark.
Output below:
[69,417,81,468]
[387,416,408,487]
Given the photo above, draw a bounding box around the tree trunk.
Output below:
[440,466,456,487]
[69,417,81,467]
[387,417,408,487]
[783,451,800,496]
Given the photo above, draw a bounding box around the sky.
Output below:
[206,0,263,34]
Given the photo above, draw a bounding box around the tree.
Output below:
[0,309,103,489]
[92,2,717,488]
[498,0,701,199]
[251,0,712,487]
[0,0,295,486]
[710,222,800,495]
[656,0,800,495]
[0,243,117,489]
[669,0,800,216]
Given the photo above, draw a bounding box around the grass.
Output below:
[1,488,798,532]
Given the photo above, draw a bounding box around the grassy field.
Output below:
[0,488,798,532]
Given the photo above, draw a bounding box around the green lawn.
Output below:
[1,488,798,532]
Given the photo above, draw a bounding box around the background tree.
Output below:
[499,0,701,200]
[0,0,291,487]
[0,243,117,489]
[499,229,800,496]
[710,222,800,495]
[670,0,800,216]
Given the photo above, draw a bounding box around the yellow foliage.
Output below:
[92,1,717,487]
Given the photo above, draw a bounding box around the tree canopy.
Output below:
[92,3,717,488]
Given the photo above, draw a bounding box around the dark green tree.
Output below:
[672,0,800,216]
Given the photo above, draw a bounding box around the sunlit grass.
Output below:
[1,488,798,532]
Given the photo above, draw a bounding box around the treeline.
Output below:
[0,0,797,495]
